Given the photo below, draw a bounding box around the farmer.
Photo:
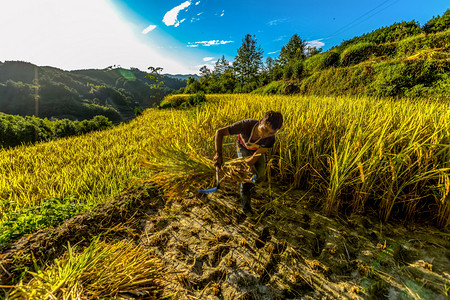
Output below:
[213,111,283,213]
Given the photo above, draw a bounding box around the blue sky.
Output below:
[0,0,448,74]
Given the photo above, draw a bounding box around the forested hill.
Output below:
[0,61,187,122]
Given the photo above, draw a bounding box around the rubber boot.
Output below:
[240,182,255,213]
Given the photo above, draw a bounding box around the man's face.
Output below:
[258,121,277,139]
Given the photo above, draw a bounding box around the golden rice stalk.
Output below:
[9,238,166,299]
[140,146,252,199]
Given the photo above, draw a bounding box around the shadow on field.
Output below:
[1,184,449,299]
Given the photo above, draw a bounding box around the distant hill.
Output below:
[0,62,187,121]
[164,74,199,81]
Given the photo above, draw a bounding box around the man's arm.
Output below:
[245,147,269,167]
[213,127,230,168]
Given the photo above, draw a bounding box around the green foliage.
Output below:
[370,60,440,97]
[292,55,450,100]
[279,34,307,65]
[333,21,422,52]
[433,72,450,99]
[396,29,450,57]
[340,42,376,66]
[184,76,203,94]
[423,9,450,34]
[159,94,189,108]
[322,51,341,69]
[185,11,449,99]
[251,81,285,95]
[187,91,206,106]
[0,80,35,115]
[0,114,113,149]
[160,92,206,109]
[283,63,293,80]
[291,61,304,79]
[0,62,187,122]
[281,60,304,80]
[134,106,143,116]
[0,197,85,247]
[233,34,264,88]
[304,51,340,73]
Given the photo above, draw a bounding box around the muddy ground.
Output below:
[1,184,449,299]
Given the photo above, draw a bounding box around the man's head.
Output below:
[258,111,283,138]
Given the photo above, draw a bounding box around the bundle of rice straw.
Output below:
[141,146,252,199]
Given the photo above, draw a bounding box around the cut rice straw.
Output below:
[141,146,253,199]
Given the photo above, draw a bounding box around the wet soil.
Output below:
[1,184,449,299]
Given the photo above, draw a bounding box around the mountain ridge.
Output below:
[0,61,187,121]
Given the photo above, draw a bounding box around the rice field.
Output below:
[0,94,449,230]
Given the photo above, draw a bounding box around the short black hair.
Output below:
[261,111,283,130]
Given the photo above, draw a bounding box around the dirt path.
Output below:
[1,184,449,299]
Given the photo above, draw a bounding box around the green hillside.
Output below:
[186,10,450,99]
[0,61,186,122]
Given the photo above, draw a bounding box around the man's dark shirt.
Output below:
[227,119,275,152]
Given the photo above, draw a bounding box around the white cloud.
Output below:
[307,40,325,49]
[274,35,286,42]
[268,18,288,26]
[195,1,200,5]
[203,57,214,61]
[163,1,191,27]
[220,10,225,17]
[187,40,234,47]
[142,25,157,34]
[191,12,203,22]
[268,51,280,55]
[0,0,195,74]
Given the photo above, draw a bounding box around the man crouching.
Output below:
[213,111,283,213]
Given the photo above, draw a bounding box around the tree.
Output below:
[145,66,164,104]
[279,34,307,65]
[213,55,229,76]
[184,77,202,94]
[233,34,264,88]
[199,66,211,80]
[423,9,450,34]
[305,45,322,58]
[263,57,283,81]
[199,66,213,92]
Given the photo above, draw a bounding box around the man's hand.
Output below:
[213,153,223,168]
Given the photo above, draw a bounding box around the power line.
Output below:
[323,0,401,41]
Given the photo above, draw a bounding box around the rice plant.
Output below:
[8,238,167,299]
[1,93,449,228]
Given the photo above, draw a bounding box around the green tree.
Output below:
[221,68,237,93]
[145,66,164,103]
[184,77,202,94]
[213,55,229,76]
[198,66,214,92]
[264,57,283,81]
[423,9,450,34]
[279,34,307,65]
[305,45,322,58]
[233,34,264,88]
